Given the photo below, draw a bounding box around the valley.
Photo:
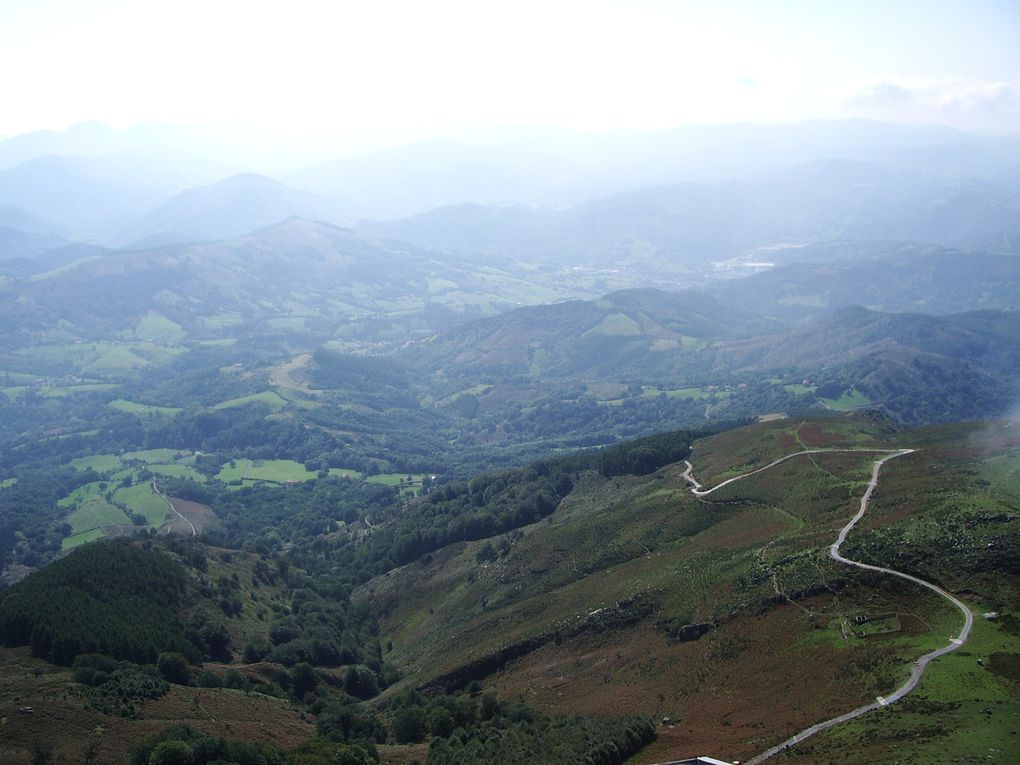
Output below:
[0,111,1018,765]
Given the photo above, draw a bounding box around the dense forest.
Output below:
[0,541,193,664]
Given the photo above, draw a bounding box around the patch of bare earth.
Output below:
[168,497,217,534]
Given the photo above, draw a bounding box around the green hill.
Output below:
[359,414,1020,763]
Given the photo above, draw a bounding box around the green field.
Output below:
[148,463,205,481]
[784,383,817,395]
[212,391,288,412]
[58,481,107,507]
[586,312,641,337]
[28,255,103,282]
[0,386,28,400]
[647,386,722,399]
[112,482,170,526]
[133,311,186,343]
[216,459,318,484]
[61,528,107,550]
[65,498,131,534]
[0,370,38,384]
[329,467,362,479]
[69,454,122,473]
[820,386,872,410]
[121,448,181,463]
[201,311,243,329]
[3,382,118,400]
[12,340,185,377]
[197,338,237,347]
[108,399,183,416]
[44,383,119,397]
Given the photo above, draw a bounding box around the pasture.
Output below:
[821,387,872,410]
[65,498,130,535]
[212,391,288,412]
[112,483,170,526]
[133,311,185,343]
[121,448,181,463]
[216,459,317,484]
[108,399,183,416]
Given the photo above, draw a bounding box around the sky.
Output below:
[1,0,1018,146]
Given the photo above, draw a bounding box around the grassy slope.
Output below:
[362,414,1019,764]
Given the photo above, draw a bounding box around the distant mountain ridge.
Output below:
[708,245,1020,320]
[411,290,1020,425]
[115,173,344,247]
[362,158,1020,270]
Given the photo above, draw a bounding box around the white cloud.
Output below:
[848,76,1020,131]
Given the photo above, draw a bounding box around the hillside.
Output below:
[362,159,1020,273]
[0,156,178,242]
[117,174,343,247]
[402,293,1020,428]
[718,306,1020,423]
[407,288,765,379]
[1,410,1017,763]
[0,217,570,348]
[709,245,1020,320]
[361,415,1020,763]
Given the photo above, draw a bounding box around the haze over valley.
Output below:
[1,2,1019,764]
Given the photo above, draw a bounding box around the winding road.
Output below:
[152,480,197,537]
[681,447,974,764]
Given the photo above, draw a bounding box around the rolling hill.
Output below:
[116,173,345,248]
[407,288,766,380]
[403,290,1020,427]
[362,158,1020,273]
[0,217,570,346]
[361,415,1020,763]
[708,244,1020,320]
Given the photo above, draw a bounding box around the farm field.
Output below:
[821,386,872,410]
[64,498,130,534]
[148,463,206,481]
[108,399,183,416]
[111,483,170,526]
[212,390,288,411]
[9,340,186,377]
[365,472,427,486]
[642,385,725,399]
[216,459,317,484]
[69,454,123,473]
[121,448,182,463]
[60,528,107,550]
[132,311,186,343]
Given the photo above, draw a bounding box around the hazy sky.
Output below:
[2,0,1018,143]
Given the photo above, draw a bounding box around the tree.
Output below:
[292,661,318,698]
[393,706,427,744]
[429,707,455,739]
[331,743,377,765]
[157,652,191,685]
[344,664,378,700]
[147,741,192,765]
